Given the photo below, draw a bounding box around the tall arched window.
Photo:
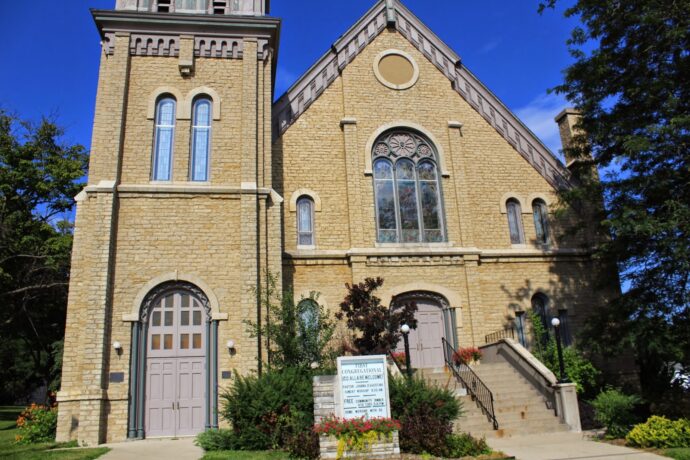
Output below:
[506,198,525,244]
[152,97,176,181]
[372,130,445,243]
[297,196,315,247]
[531,293,551,347]
[532,199,550,245]
[191,98,212,181]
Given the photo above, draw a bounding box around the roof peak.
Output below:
[272,0,571,190]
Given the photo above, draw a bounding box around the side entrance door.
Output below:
[145,291,206,437]
[398,296,446,369]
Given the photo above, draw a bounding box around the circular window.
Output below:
[374,50,419,90]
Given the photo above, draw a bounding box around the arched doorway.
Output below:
[394,292,457,369]
[128,281,218,439]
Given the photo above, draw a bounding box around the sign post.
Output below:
[336,355,390,419]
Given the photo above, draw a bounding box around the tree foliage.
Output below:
[245,271,337,371]
[540,0,690,401]
[336,277,417,356]
[0,110,87,402]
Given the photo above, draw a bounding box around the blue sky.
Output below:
[0,0,578,157]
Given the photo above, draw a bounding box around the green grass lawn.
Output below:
[0,406,109,460]
[663,448,690,460]
[201,451,290,459]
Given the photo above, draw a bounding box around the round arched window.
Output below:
[372,130,445,243]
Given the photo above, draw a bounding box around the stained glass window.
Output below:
[152,97,175,181]
[191,98,211,181]
[506,199,525,244]
[532,199,550,245]
[297,197,314,247]
[372,130,445,243]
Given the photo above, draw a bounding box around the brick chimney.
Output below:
[555,108,585,167]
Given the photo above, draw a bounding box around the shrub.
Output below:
[15,403,57,444]
[591,388,642,438]
[221,367,314,454]
[389,375,462,456]
[445,433,491,458]
[195,429,239,451]
[336,277,417,355]
[626,416,690,449]
[530,312,600,396]
[284,429,319,460]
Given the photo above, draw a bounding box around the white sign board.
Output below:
[337,355,391,420]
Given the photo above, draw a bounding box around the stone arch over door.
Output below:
[127,281,219,439]
[392,291,458,369]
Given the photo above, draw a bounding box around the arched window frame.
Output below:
[506,198,525,244]
[190,97,212,182]
[372,130,446,244]
[152,96,176,181]
[531,293,552,348]
[532,199,550,245]
[296,196,315,248]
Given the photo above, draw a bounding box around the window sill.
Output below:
[375,242,453,249]
[297,245,316,251]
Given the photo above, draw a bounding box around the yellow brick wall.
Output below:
[277,29,610,349]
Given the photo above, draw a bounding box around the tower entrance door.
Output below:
[145,291,206,437]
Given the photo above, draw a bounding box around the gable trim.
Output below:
[272,0,572,190]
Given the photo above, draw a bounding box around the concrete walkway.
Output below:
[488,432,667,460]
[101,437,203,460]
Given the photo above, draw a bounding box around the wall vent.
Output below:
[213,0,228,14]
[157,0,171,12]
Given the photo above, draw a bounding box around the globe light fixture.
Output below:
[551,317,568,382]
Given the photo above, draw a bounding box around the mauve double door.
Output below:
[399,299,446,369]
[145,292,206,437]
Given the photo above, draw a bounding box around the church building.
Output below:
[57,0,614,444]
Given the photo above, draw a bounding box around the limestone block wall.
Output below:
[59,19,279,443]
[276,28,614,351]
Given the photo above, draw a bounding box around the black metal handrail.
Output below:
[485,327,515,344]
[442,338,499,430]
[386,351,405,376]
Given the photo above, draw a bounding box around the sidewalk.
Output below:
[487,432,667,460]
[100,437,203,460]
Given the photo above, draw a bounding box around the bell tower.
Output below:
[56,0,281,445]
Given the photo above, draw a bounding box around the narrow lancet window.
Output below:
[297,197,315,247]
[152,97,176,181]
[532,199,550,245]
[191,98,212,182]
[506,199,525,244]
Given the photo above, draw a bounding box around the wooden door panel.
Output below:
[146,359,176,437]
[177,358,206,435]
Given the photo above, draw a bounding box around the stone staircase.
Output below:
[421,361,569,438]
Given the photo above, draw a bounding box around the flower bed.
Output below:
[314,417,401,459]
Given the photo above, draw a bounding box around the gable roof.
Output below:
[272,0,571,189]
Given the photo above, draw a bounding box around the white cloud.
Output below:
[514,92,568,159]
[478,37,502,55]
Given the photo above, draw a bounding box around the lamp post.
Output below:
[551,317,569,383]
[401,324,412,378]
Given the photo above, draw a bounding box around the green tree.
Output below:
[539,0,690,402]
[245,271,337,371]
[0,110,87,402]
[336,277,417,356]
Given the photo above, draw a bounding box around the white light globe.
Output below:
[226,340,235,349]
[551,318,561,327]
[113,341,122,350]
[401,324,410,334]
